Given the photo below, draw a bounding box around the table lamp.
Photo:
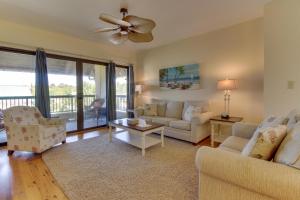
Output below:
[217,79,237,119]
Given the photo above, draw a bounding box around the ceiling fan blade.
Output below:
[95,27,119,33]
[124,15,156,33]
[129,24,155,34]
[109,32,128,45]
[100,14,131,27]
[128,32,153,43]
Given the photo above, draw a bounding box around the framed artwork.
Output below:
[159,63,200,90]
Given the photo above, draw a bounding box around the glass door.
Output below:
[115,67,128,119]
[82,63,107,129]
[47,58,77,132]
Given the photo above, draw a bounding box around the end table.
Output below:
[210,116,243,147]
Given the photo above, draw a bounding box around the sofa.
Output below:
[195,120,300,200]
[134,99,214,143]
[4,106,66,155]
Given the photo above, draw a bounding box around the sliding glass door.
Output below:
[47,58,77,132]
[82,63,107,128]
[46,58,109,131]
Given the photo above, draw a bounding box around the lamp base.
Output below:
[221,112,230,119]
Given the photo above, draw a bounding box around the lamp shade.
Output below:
[217,79,237,90]
[135,84,143,94]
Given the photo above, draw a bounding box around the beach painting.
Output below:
[159,63,200,90]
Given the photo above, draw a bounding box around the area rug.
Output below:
[42,134,199,200]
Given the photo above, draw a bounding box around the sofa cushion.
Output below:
[169,120,191,131]
[220,136,249,152]
[218,146,241,154]
[241,116,286,156]
[274,121,300,166]
[143,103,158,116]
[165,101,183,119]
[151,117,177,126]
[248,125,287,160]
[151,99,167,117]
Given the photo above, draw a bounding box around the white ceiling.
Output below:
[0,0,271,51]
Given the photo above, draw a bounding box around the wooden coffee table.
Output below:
[109,118,165,156]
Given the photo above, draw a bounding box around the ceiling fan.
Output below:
[96,8,156,45]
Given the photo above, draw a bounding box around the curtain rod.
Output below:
[0,41,133,66]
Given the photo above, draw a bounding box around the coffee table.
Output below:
[108,118,165,156]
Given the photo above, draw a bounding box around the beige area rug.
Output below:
[42,134,199,200]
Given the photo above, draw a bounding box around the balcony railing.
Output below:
[116,94,127,112]
[0,95,127,113]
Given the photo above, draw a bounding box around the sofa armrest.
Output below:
[232,122,258,139]
[196,147,300,200]
[134,107,144,117]
[5,123,39,143]
[191,112,214,125]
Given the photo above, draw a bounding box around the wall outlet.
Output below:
[287,80,295,89]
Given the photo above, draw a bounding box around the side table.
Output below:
[210,116,243,147]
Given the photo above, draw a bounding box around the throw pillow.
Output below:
[157,103,167,117]
[143,104,158,116]
[274,121,300,167]
[151,99,167,117]
[257,116,284,129]
[183,106,202,121]
[285,109,300,132]
[182,101,208,119]
[249,125,287,160]
[241,116,286,156]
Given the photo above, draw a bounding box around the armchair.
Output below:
[84,98,106,125]
[3,106,66,155]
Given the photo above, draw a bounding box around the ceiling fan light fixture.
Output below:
[120,30,128,35]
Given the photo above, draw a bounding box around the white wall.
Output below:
[137,19,264,123]
[264,0,300,116]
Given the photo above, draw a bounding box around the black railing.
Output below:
[0,95,127,113]
[116,94,127,112]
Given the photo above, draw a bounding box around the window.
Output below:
[0,47,130,145]
[0,51,35,144]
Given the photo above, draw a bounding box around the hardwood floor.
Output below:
[0,129,211,200]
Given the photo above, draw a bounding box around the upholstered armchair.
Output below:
[3,106,66,155]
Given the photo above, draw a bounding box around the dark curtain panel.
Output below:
[35,48,51,118]
[106,62,117,121]
[127,65,135,118]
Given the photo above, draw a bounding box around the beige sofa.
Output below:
[195,122,300,200]
[134,99,214,143]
